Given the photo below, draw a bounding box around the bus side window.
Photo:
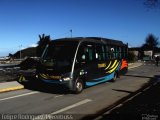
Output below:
[84,45,95,62]
[105,45,110,59]
[121,47,125,58]
[108,47,115,59]
[76,43,95,64]
[118,47,121,59]
[96,44,105,61]
[115,46,121,59]
[82,47,89,62]
[76,46,86,63]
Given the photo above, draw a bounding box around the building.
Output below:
[129,47,160,61]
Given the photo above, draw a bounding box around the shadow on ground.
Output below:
[82,75,160,120]
[20,81,72,95]
[97,75,160,120]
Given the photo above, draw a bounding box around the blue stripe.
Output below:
[86,73,114,86]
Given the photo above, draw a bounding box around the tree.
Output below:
[141,34,159,58]
[138,49,145,60]
[128,51,137,62]
[36,34,51,57]
[142,34,159,50]
[8,53,13,57]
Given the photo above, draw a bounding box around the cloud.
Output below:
[29,43,38,47]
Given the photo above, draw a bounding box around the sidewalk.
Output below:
[128,62,143,69]
[0,62,143,93]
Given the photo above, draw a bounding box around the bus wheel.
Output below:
[111,72,117,82]
[74,79,84,94]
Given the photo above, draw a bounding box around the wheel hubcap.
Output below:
[76,82,82,91]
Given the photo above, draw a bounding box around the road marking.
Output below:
[33,99,92,120]
[115,103,123,108]
[54,95,64,98]
[153,82,158,86]
[142,86,151,92]
[51,99,92,114]
[0,91,39,101]
[104,103,124,115]
[127,92,142,101]
[128,65,142,69]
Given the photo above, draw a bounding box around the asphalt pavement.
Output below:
[97,80,160,120]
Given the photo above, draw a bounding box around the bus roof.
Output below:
[52,37,127,47]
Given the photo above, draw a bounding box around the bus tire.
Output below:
[74,79,84,94]
[111,72,117,82]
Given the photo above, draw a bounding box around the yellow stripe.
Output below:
[40,74,48,79]
[21,76,26,81]
[40,74,43,78]
[19,75,25,82]
[105,61,112,70]
[107,62,119,73]
[18,76,22,82]
[110,60,117,69]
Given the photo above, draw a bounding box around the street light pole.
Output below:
[19,45,22,60]
[70,29,72,38]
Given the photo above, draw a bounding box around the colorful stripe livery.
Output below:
[120,59,128,70]
[18,75,26,82]
[39,74,61,80]
[38,59,128,87]
[86,59,128,87]
[105,60,120,73]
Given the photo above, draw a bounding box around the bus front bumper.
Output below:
[38,76,74,90]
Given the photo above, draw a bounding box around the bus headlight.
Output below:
[63,77,71,81]
[62,73,71,81]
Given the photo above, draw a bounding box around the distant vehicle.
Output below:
[18,37,128,93]
[143,55,152,61]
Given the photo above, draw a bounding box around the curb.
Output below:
[0,86,24,93]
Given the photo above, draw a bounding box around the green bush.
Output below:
[128,51,137,62]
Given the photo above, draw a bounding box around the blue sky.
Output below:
[0,0,160,56]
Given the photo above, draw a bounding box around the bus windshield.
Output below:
[43,41,78,70]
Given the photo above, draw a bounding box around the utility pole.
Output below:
[19,45,22,60]
[70,29,72,38]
